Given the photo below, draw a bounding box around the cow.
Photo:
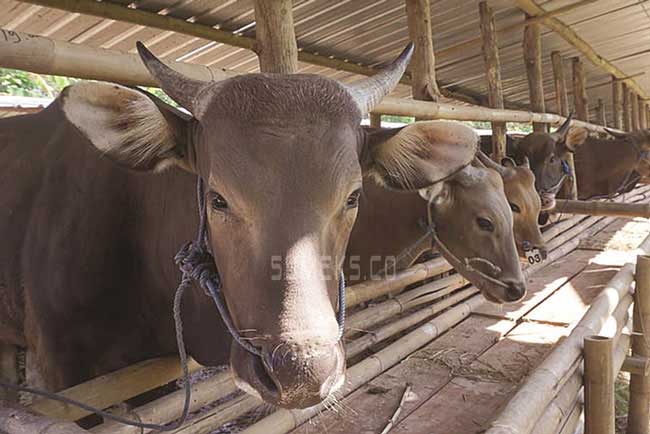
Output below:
[0,42,489,410]
[480,115,589,210]
[571,128,650,200]
[346,144,540,302]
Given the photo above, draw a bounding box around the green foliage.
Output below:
[0,68,78,98]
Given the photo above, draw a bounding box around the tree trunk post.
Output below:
[253,0,298,74]
[405,0,441,108]
[627,255,650,434]
[632,92,641,131]
[613,76,623,130]
[551,51,569,116]
[596,98,606,126]
[479,1,507,161]
[572,57,589,122]
[524,15,546,132]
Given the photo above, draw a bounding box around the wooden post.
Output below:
[0,345,18,402]
[253,0,298,74]
[479,1,507,161]
[596,98,607,126]
[405,0,441,104]
[632,93,641,131]
[640,98,648,130]
[623,84,632,131]
[613,77,623,130]
[627,254,650,434]
[572,57,589,122]
[524,14,547,132]
[370,113,382,128]
[551,51,569,116]
[584,335,615,434]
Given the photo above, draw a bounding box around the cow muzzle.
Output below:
[231,340,345,409]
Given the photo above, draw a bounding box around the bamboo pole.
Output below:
[551,200,650,218]
[622,355,650,376]
[30,357,202,421]
[624,83,632,131]
[0,30,620,134]
[633,93,641,131]
[627,254,650,434]
[253,0,298,74]
[0,345,18,402]
[370,113,382,128]
[584,336,615,434]
[238,295,485,434]
[405,0,441,103]
[485,232,650,434]
[479,1,507,160]
[572,57,589,122]
[551,51,569,116]
[0,401,92,434]
[613,77,624,130]
[516,0,648,100]
[523,13,547,132]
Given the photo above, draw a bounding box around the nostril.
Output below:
[253,354,280,398]
[506,284,526,302]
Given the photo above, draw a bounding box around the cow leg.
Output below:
[0,344,19,402]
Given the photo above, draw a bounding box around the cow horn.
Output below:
[476,150,507,176]
[604,128,628,140]
[554,112,574,140]
[346,43,414,116]
[136,41,208,114]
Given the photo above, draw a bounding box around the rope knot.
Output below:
[174,241,220,290]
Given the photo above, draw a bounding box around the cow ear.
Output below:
[363,121,477,190]
[60,82,194,172]
[562,127,588,152]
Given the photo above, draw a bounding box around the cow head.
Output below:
[419,144,526,303]
[604,129,650,177]
[513,114,588,209]
[476,152,546,260]
[58,43,477,409]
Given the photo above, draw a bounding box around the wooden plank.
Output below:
[393,322,568,434]
[290,316,515,434]
[474,249,596,321]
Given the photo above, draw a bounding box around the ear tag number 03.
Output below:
[525,248,543,265]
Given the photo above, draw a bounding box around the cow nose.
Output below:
[503,279,526,302]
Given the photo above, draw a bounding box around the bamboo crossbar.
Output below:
[0,30,618,133]
[552,199,650,218]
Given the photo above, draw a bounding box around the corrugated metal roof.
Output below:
[2,0,650,125]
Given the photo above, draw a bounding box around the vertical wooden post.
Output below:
[523,14,546,132]
[405,0,441,105]
[370,113,382,128]
[0,344,18,402]
[584,335,615,434]
[623,83,632,131]
[253,0,298,74]
[632,93,640,131]
[551,51,569,116]
[627,254,650,434]
[572,57,589,122]
[596,98,606,126]
[613,77,623,130]
[640,100,648,130]
[478,1,506,162]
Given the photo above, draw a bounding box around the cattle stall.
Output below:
[2,1,650,434]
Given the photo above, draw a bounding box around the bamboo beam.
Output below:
[627,255,650,434]
[516,0,648,100]
[613,77,623,130]
[633,93,641,131]
[584,336,615,434]
[624,84,632,131]
[479,1,506,161]
[551,200,650,218]
[596,98,606,126]
[405,0,441,103]
[551,51,569,116]
[524,14,546,132]
[369,113,382,128]
[253,0,298,74]
[0,30,620,133]
[572,57,589,122]
[0,401,92,434]
[622,355,650,376]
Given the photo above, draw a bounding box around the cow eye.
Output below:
[476,217,494,232]
[209,191,228,210]
[346,189,362,209]
[509,203,521,213]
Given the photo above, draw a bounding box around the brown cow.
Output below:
[346,138,539,302]
[571,129,650,199]
[0,43,483,409]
